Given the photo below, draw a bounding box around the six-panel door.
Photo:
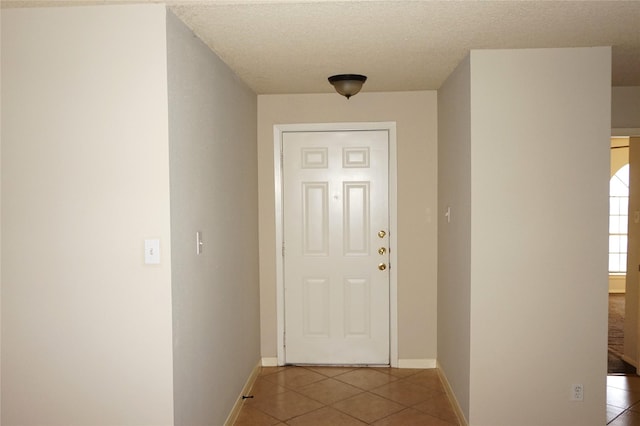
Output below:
[283,130,390,365]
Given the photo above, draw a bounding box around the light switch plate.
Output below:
[196,231,204,255]
[144,239,160,264]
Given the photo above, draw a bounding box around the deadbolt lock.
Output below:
[377,230,386,238]
[378,247,387,255]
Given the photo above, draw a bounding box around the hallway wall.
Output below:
[437,54,472,420]
[166,11,260,426]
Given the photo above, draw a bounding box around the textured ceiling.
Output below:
[3,0,640,94]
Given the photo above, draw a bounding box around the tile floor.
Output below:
[608,374,640,425]
[233,365,460,425]
[235,368,640,425]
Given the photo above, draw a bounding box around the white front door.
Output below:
[282,129,390,365]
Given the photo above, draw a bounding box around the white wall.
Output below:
[437,55,472,422]
[166,10,260,426]
[1,5,174,425]
[469,47,610,425]
[257,92,438,364]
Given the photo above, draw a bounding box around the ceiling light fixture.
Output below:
[328,74,367,99]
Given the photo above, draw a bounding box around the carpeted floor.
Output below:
[609,293,636,374]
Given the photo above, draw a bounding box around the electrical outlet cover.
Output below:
[571,384,584,401]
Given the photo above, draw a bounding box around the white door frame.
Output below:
[274,122,398,367]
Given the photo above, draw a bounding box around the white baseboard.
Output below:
[262,357,434,369]
[437,361,469,426]
[397,358,436,369]
[224,361,261,426]
[261,357,279,367]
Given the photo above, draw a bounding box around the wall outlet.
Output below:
[571,384,584,401]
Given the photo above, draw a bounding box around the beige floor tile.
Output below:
[371,367,424,378]
[246,390,324,421]
[297,378,364,405]
[262,366,326,390]
[235,367,468,425]
[332,392,405,423]
[334,368,399,390]
[406,369,445,391]
[413,392,459,424]
[248,377,288,398]
[233,405,281,426]
[286,406,367,426]
[371,379,439,406]
[260,366,288,376]
[304,366,356,377]
[372,408,457,426]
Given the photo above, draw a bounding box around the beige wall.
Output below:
[469,47,610,425]
[166,11,260,426]
[610,274,627,293]
[257,92,438,363]
[1,5,174,425]
[611,138,630,176]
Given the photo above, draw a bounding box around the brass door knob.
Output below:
[378,247,387,255]
[378,230,386,238]
[378,263,387,271]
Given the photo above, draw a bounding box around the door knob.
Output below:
[378,230,386,238]
[378,263,387,271]
[378,247,387,255]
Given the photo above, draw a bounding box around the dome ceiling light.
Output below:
[328,74,367,99]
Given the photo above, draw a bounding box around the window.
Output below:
[610,164,629,273]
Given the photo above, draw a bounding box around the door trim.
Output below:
[273,122,398,366]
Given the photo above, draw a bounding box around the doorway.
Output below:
[609,137,631,374]
[273,122,398,366]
